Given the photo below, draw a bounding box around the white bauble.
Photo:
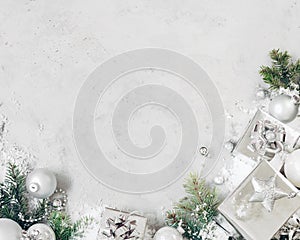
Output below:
[284,150,300,187]
[28,223,56,240]
[26,168,57,199]
[154,226,183,240]
[0,218,22,240]
[269,94,298,123]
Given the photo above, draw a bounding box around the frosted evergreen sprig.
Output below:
[48,211,93,240]
[165,173,219,240]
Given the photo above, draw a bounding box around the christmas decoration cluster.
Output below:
[0,162,92,240]
[1,49,300,240]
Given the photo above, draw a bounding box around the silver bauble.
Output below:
[26,168,57,199]
[256,89,268,99]
[269,94,298,123]
[154,226,183,240]
[27,223,56,240]
[224,141,235,152]
[199,146,209,156]
[214,175,225,185]
[0,218,22,240]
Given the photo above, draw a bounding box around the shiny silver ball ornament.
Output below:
[199,146,209,156]
[269,94,298,123]
[0,218,22,240]
[154,226,183,240]
[27,223,56,240]
[256,89,268,99]
[214,175,225,185]
[224,141,235,152]
[26,168,57,199]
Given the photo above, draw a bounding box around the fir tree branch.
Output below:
[48,211,93,240]
[0,163,48,229]
[259,49,300,91]
[166,173,219,240]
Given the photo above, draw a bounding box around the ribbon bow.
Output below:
[248,120,286,159]
[102,213,139,239]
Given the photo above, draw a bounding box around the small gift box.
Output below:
[218,160,300,240]
[99,207,147,240]
[234,109,300,162]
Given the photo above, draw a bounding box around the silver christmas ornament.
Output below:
[214,175,225,185]
[0,218,22,240]
[269,94,298,123]
[256,89,268,99]
[199,146,208,156]
[49,189,68,211]
[154,226,183,240]
[27,223,56,240]
[26,168,57,199]
[249,175,288,212]
[224,141,235,152]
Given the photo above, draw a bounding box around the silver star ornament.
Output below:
[249,175,288,212]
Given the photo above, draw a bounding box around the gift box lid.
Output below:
[218,160,300,240]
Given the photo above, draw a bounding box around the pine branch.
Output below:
[48,211,93,240]
[259,49,300,91]
[0,163,91,238]
[0,163,29,225]
[0,163,48,229]
[166,173,219,240]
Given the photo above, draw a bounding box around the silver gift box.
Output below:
[234,109,300,161]
[218,160,300,240]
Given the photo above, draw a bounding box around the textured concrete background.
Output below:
[0,0,299,238]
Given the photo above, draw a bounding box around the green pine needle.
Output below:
[0,163,47,229]
[166,173,219,240]
[0,163,92,239]
[48,211,93,240]
[259,49,300,91]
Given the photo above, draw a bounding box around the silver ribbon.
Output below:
[102,213,139,239]
[247,120,286,159]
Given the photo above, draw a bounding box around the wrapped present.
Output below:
[235,109,300,162]
[218,160,300,240]
[247,119,286,158]
[100,207,147,239]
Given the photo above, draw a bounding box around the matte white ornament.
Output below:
[269,94,298,123]
[0,218,22,240]
[27,223,56,240]
[284,150,300,188]
[154,226,183,240]
[26,168,57,199]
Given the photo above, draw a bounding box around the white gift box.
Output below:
[218,160,300,240]
[99,207,147,239]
